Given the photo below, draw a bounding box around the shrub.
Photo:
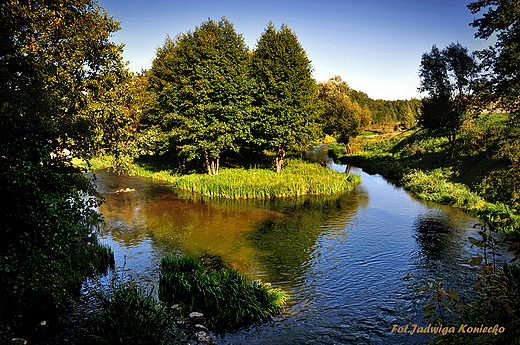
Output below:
[159,255,288,328]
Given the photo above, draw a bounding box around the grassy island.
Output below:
[129,158,360,199]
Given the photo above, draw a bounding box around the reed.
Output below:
[84,276,173,345]
[158,254,288,328]
[74,241,115,278]
[172,159,360,199]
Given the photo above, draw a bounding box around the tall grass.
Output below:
[172,159,359,199]
[83,276,174,345]
[402,168,486,211]
[158,255,288,328]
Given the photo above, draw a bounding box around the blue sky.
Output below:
[100,0,493,100]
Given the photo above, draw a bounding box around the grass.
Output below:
[158,254,288,329]
[126,158,360,199]
[71,156,114,171]
[83,276,174,345]
[329,114,519,233]
[173,159,359,199]
[401,168,487,212]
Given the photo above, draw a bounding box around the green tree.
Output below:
[418,43,478,158]
[81,70,150,169]
[147,18,253,175]
[250,22,323,172]
[318,76,372,147]
[1,0,121,322]
[468,0,520,117]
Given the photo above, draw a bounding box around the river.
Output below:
[91,145,508,344]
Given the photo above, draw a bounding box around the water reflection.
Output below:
[91,149,502,344]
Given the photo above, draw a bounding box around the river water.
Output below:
[92,146,508,344]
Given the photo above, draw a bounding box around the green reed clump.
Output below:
[74,240,115,278]
[158,254,288,328]
[173,159,359,199]
[83,276,174,345]
[402,168,486,211]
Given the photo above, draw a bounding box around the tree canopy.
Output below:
[147,18,253,175]
[418,43,478,158]
[318,76,372,145]
[250,22,323,172]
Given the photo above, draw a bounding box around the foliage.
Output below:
[0,0,121,327]
[250,22,323,172]
[0,0,125,160]
[418,43,478,159]
[158,254,288,328]
[147,17,253,175]
[318,76,372,145]
[80,71,150,170]
[83,275,174,345]
[468,0,520,116]
[326,142,351,158]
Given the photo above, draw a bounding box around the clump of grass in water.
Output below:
[82,275,175,345]
[73,240,115,278]
[158,254,288,328]
[173,159,359,199]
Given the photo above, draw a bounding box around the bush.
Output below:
[83,276,173,345]
[159,255,288,328]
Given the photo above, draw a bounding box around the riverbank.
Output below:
[328,123,519,234]
[74,156,360,199]
[327,124,520,344]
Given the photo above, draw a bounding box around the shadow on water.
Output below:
[90,146,513,344]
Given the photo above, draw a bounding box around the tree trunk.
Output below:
[204,151,219,175]
[275,148,285,173]
[449,132,456,160]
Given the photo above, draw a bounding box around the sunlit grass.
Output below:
[71,156,114,171]
[172,159,359,199]
[158,254,288,328]
[402,168,486,211]
[128,158,359,199]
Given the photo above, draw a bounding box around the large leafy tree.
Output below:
[418,43,478,158]
[1,0,122,321]
[148,18,253,175]
[81,70,150,169]
[318,76,372,148]
[251,22,323,172]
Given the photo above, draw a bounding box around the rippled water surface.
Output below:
[92,146,507,344]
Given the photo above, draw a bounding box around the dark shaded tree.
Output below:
[0,0,122,323]
[418,43,478,158]
[468,0,520,117]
